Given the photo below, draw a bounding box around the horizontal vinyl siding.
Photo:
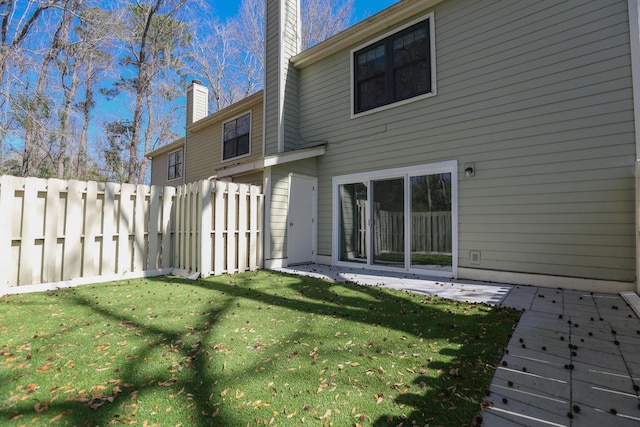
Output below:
[268,159,318,260]
[185,104,263,183]
[233,172,264,186]
[269,167,290,259]
[150,150,183,187]
[300,0,635,282]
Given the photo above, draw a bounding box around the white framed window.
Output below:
[351,12,436,117]
[332,160,457,277]
[168,149,182,180]
[223,112,251,161]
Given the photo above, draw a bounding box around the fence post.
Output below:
[0,176,16,286]
[199,180,213,277]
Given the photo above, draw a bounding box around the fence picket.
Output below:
[64,180,83,280]
[43,179,59,283]
[102,182,117,275]
[133,185,146,271]
[161,186,175,269]
[83,181,99,277]
[148,186,161,270]
[237,184,248,273]
[227,182,238,274]
[213,181,226,275]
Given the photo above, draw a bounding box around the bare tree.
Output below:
[190,0,354,112]
[105,0,189,184]
[73,5,119,179]
[190,18,243,112]
[20,0,82,176]
[0,0,61,168]
[301,0,353,49]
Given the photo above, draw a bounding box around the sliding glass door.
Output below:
[372,178,405,267]
[410,173,452,271]
[334,162,456,277]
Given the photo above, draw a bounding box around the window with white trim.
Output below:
[353,15,435,115]
[223,112,251,160]
[168,149,182,180]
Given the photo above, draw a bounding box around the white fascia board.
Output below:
[215,145,326,179]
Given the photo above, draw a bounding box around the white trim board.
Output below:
[0,269,174,296]
[459,267,634,294]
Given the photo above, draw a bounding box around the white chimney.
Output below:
[186,80,209,125]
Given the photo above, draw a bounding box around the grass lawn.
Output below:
[0,271,520,426]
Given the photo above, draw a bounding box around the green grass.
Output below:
[0,271,520,426]
[375,252,453,267]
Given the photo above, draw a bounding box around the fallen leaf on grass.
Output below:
[49,410,71,423]
[34,402,49,413]
[36,362,51,373]
[220,388,230,397]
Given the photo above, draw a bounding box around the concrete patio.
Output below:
[276,264,640,426]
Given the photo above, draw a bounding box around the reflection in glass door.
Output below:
[410,173,452,272]
[372,178,404,267]
[338,182,368,263]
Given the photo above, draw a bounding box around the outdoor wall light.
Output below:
[464,163,475,177]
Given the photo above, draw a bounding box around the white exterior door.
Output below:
[287,174,317,265]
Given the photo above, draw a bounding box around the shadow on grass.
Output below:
[0,271,519,426]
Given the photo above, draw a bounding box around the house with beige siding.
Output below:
[149,0,640,293]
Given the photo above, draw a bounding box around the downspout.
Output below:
[629,0,640,293]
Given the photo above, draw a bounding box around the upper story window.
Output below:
[223,112,251,161]
[353,14,435,115]
[168,149,182,180]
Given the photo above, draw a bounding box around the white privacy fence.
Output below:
[373,210,452,254]
[172,180,263,276]
[0,176,263,290]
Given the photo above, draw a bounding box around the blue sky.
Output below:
[210,0,400,23]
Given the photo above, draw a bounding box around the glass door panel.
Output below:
[338,182,368,263]
[410,173,452,271]
[372,178,405,267]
